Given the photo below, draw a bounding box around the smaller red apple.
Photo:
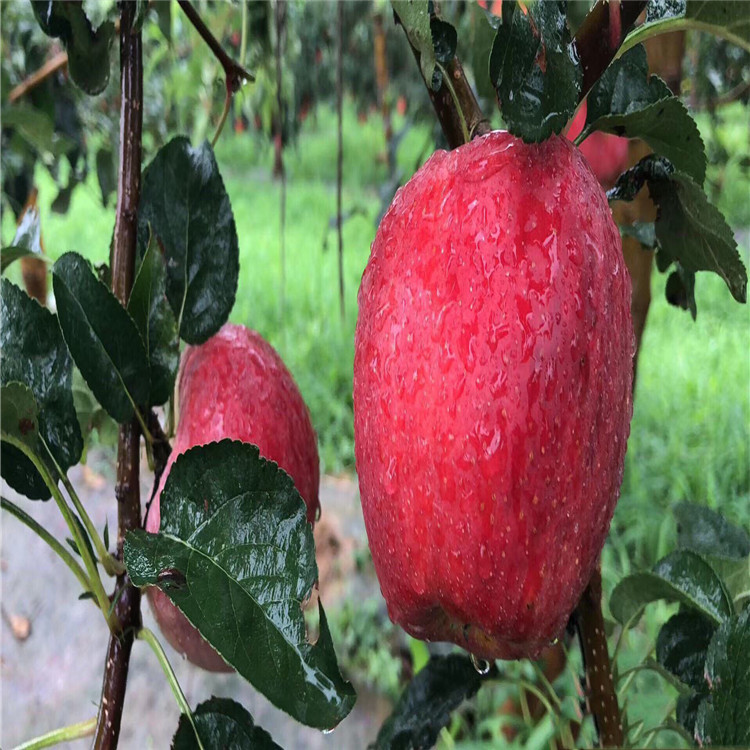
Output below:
[146,323,320,671]
[567,102,630,188]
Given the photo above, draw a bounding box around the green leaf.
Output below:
[31,1,115,95]
[128,233,179,406]
[608,156,748,305]
[665,265,697,320]
[428,18,458,89]
[392,1,436,86]
[71,367,118,456]
[468,2,499,100]
[1,104,75,158]
[1,279,82,500]
[657,611,716,690]
[154,0,172,43]
[582,45,705,184]
[609,549,734,626]
[52,252,150,423]
[633,0,750,53]
[1,382,40,450]
[674,502,750,560]
[124,441,355,729]
[374,655,485,750]
[490,0,582,142]
[95,148,116,206]
[138,137,239,345]
[695,608,750,745]
[172,697,282,750]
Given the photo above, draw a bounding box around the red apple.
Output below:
[146,323,320,671]
[354,131,633,660]
[567,102,630,188]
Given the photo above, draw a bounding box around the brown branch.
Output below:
[573,568,623,747]
[409,47,490,150]
[177,0,254,95]
[573,0,648,98]
[8,50,68,103]
[94,3,143,748]
[144,410,172,521]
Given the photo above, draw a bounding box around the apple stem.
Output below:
[573,567,624,747]
[94,4,144,748]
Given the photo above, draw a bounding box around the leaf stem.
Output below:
[1,495,91,594]
[42,439,125,577]
[11,718,96,750]
[436,61,470,145]
[1,434,118,632]
[177,1,254,95]
[137,627,205,750]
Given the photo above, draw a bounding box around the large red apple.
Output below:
[354,131,633,660]
[146,323,320,671]
[567,102,630,188]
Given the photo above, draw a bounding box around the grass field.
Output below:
[4,101,748,747]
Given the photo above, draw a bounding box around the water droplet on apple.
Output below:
[470,654,490,675]
[315,506,322,522]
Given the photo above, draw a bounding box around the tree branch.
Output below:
[177,0,254,95]
[94,3,143,747]
[573,0,648,98]
[8,50,68,103]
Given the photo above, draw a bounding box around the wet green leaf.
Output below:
[31,1,115,95]
[52,252,150,423]
[128,233,179,406]
[1,382,40,450]
[610,549,733,626]
[665,265,697,319]
[582,45,705,184]
[608,156,747,305]
[1,279,82,500]
[392,1,436,86]
[490,0,582,142]
[374,655,485,750]
[695,608,750,745]
[657,611,716,690]
[124,440,355,729]
[138,137,239,345]
[172,697,282,750]
[674,502,750,560]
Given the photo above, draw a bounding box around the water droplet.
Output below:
[322,728,335,735]
[470,654,490,675]
[315,506,322,522]
[550,637,559,646]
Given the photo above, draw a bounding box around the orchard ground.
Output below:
[2,102,748,747]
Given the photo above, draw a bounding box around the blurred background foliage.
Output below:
[2,1,748,747]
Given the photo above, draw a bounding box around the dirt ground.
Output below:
[1,450,389,749]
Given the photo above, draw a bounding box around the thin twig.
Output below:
[177,0,254,94]
[1,495,91,595]
[336,1,345,321]
[8,50,68,103]
[93,3,144,747]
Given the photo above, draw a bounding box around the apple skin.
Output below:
[146,323,320,671]
[567,103,630,188]
[353,131,633,660]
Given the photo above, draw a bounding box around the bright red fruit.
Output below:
[354,131,633,660]
[567,102,630,188]
[146,323,320,671]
